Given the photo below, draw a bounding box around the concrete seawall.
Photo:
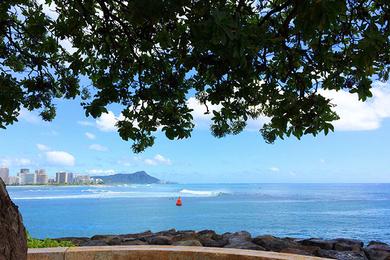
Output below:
[28,245,330,260]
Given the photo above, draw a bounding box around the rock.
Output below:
[253,235,297,252]
[0,178,27,260]
[334,238,364,252]
[368,241,389,247]
[173,240,203,247]
[224,231,265,250]
[147,236,173,245]
[90,235,117,243]
[107,237,122,245]
[200,237,228,247]
[364,241,390,260]
[197,230,228,247]
[300,238,335,250]
[121,230,153,239]
[81,240,108,246]
[316,249,367,260]
[197,230,217,238]
[155,229,177,237]
[172,231,197,242]
[121,239,147,245]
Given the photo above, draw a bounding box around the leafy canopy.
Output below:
[1,0,389,152]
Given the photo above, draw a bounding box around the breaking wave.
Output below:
[179,189,225,197]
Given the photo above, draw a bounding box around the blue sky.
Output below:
[1,80,390,183]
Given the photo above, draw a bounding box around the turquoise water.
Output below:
[8,183,390,243]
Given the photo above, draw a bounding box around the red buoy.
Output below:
[176,197,182,206]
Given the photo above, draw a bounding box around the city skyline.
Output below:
[0,167,99,186]
[1,80,390,183]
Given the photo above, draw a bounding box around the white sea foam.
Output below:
[179,189,224,197]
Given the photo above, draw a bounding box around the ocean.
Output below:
[7,183,390,243]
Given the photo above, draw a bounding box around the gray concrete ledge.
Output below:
[28,245,330,260]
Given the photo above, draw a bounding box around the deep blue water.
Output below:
[7,183,390,243]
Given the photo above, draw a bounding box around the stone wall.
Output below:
[28,245,329,260]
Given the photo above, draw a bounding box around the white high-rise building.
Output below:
[7,176,20,185]
[17,169,30,185]
[0,167,9,184]
[35,169,48,184]
[24,173,36,185]
[74,175,91,184]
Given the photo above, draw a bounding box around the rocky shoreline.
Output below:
[54,229,390,260]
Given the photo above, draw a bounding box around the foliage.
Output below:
[1,0,390,152]
[27,232,74,248]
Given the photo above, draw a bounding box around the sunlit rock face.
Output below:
[0,179,27,260]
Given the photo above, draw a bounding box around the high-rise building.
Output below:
[24,173,36,185]
[17,169,30,185]
[67,173,74,184]
[7,176,20,185]
[74,175,91,184]
[35,169,48,184]
[0,167,9,184]
[56,172,69,184]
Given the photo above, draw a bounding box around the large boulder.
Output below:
[253,235,297,252]
[80,240,108,246]
[364,241,390,260]
[121,230,153,239]
[224,231,265,250]
[316,249,367,260]
[299,238,336,250]
[121,239,147,245]
[254,236,320,256]
[173,240,203,247]
[0,178,27,260]
[172,231,197,242]
[147,235,173,245]
[198,230,228,247]
[333,238,364,252]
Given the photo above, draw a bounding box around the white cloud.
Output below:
[289,171,297,176]
[36,144,50,151]
[187,97,269,130]
[320,83,390,131]
[87,169,115,175]
[78,120,94,126]
[89,144,108,152]
[269,167,280,172]
[96,111,120,132]
[153,154,172,165]
[187,97,221,128]
[85,132,96,140]
[144,159,157,166]
[117,156,142,167]
[18,108,41,124]
[1,157,32,167]
[46,151,75,166]
[144,154,172,166]
[14,158,32,166]
[0,159,10,167]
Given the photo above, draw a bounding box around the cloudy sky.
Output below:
[1,79,390,183]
